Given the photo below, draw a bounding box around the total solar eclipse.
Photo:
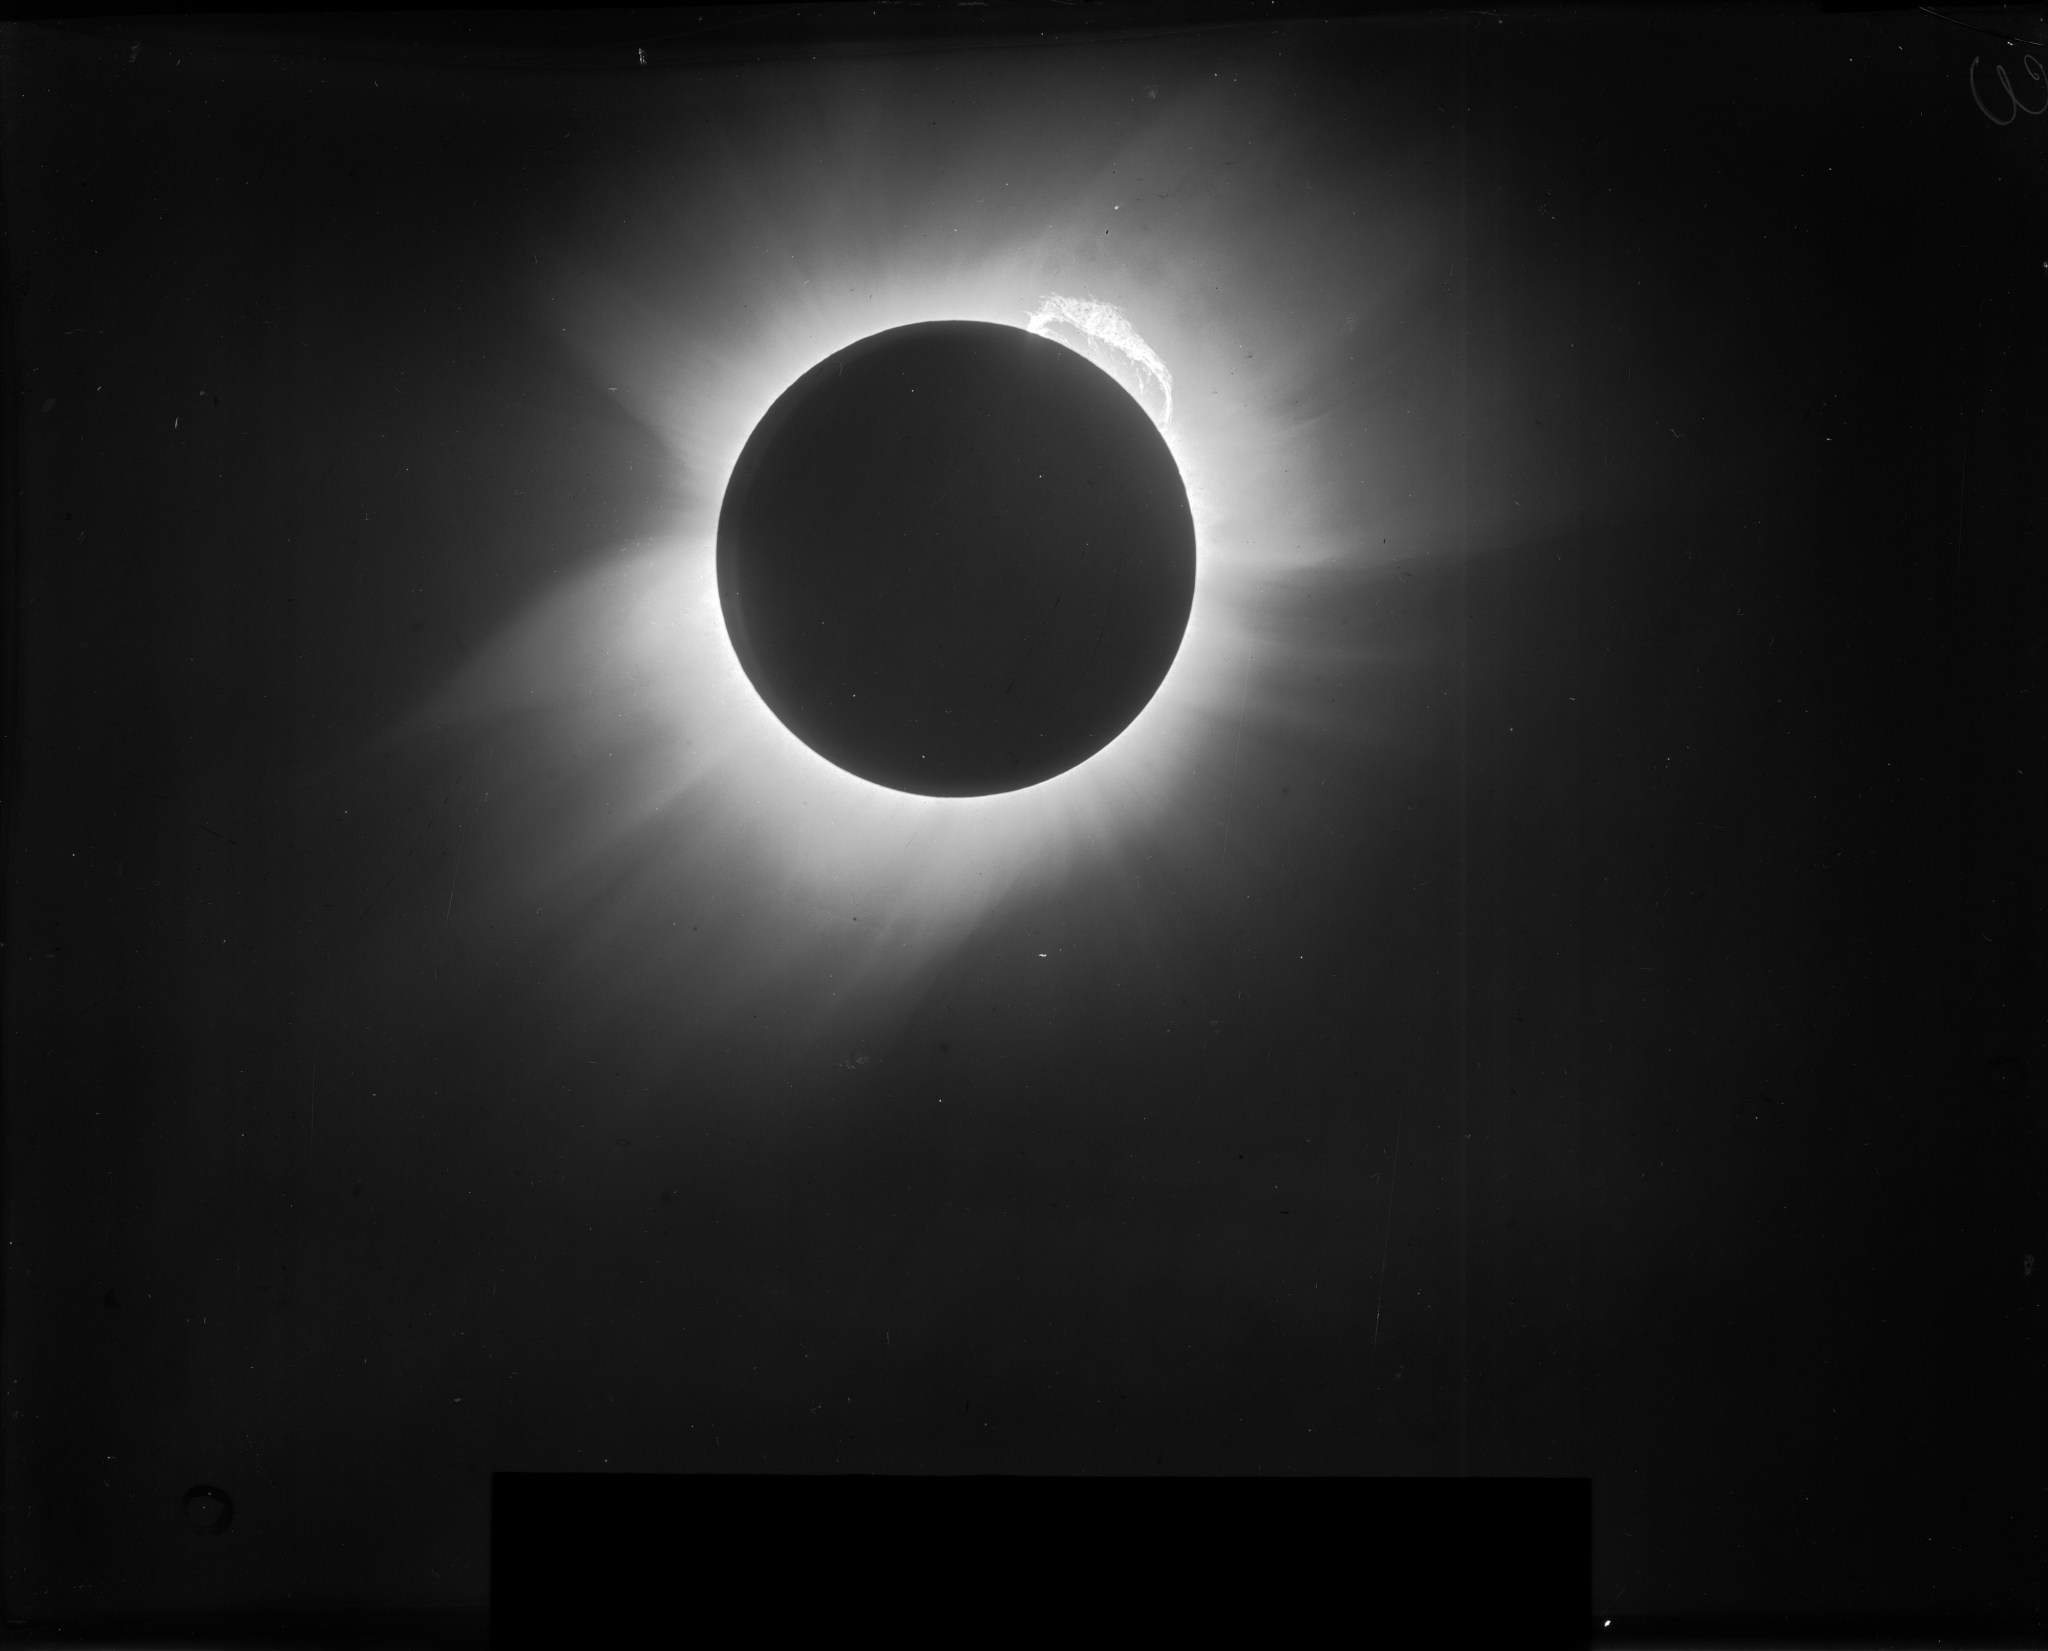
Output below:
[717,320,1197,797]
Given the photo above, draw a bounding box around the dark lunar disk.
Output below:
[717,320,1196,796]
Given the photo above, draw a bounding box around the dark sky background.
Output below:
[4,3,2043,1633]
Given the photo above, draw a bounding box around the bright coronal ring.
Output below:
[662,292,1228,908]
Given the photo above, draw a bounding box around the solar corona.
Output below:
[403,59,1410,1056]
[411,221,1369,1049]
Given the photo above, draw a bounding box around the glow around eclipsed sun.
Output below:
[397,54,1443,1078]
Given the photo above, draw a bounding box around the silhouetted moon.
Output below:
[717,320,1196,796]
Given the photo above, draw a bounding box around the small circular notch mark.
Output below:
[1986,1054,2029,1096]
[182,1484,234,1536]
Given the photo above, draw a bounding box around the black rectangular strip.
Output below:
[490,1472,1592,1647]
